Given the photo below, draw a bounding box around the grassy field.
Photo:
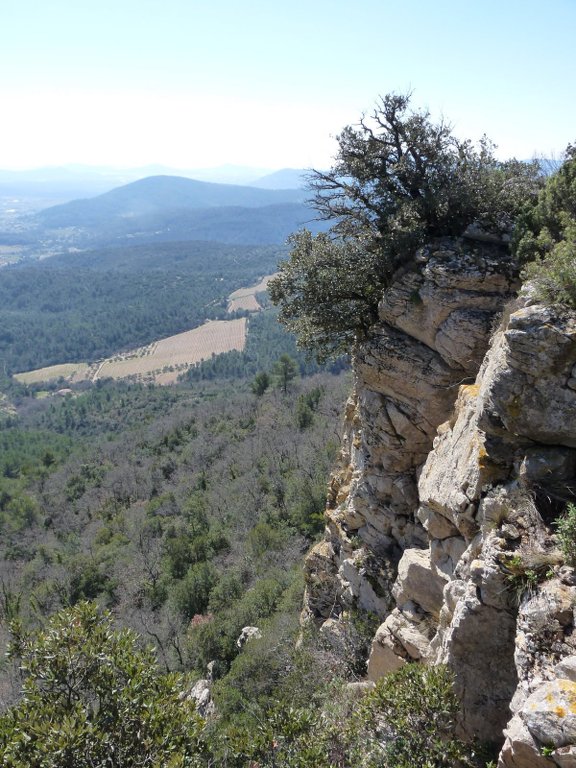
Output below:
[14,363,91,385]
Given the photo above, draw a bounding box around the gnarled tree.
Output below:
[269,92,541,360]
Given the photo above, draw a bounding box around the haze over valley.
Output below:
[0,166,332,385]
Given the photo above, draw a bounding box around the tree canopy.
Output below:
[269,92,541,360]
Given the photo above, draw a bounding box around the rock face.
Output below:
[302,234,576,765]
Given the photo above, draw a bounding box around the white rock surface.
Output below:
[301,235,576,761]
[236,626,262,648]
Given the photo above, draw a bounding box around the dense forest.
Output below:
[0,365,387,765]
[183,308,348,383]
[33,202,323,249]
[0,370,349,665]
[0,326,481,767]
[0,241,284,373]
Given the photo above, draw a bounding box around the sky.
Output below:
[1,0,575,172]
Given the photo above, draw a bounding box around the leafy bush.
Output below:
[0,602,205,767]
[211,661,478,768]
[68,556,116,605]
[555,502,576,566]
[171,561,218,621]
[522,231,576,307]
[350,664,474,768]
[517,144,576,307]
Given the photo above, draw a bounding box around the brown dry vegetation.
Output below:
[14,362,91,385]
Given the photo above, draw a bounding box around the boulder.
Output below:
[236,626,262,648]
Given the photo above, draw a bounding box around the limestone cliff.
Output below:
[303,233,576,766]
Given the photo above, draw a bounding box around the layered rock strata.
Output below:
[303,236,576,764]
[303,235,519,623]
[419,303,576,754]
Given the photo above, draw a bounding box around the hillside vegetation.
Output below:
[0,369,350,678]
[1,92,575,766]
[28,175,326,249]
[0,241,283,373]
[2,369,485,767]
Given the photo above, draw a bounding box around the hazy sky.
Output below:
[1,0,575,171]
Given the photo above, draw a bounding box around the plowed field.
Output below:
[95,318,247,383]
[227,274,276,313]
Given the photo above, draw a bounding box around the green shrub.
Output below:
[211,662,477,768]
[68,558,115,605]
[247,520,288,558]
[171,561,218,621]
[522,233,576,307]
[351,664,473,768]
[517,144,576,308]
[0,602,205,767]
[555,502,576,566]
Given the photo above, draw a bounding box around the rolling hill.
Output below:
[28,174,323,248]
[250,168,308,189]
[35,175,307,227]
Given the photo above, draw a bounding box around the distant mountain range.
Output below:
[24,174,324,249]
[0,164,309,207]
[250,168,308,189]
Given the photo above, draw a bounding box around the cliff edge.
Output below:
[303,233,576,766]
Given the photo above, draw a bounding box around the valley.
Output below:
[13,268,276,387]
[0,169,351,752]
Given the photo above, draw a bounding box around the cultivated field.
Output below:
[14,272,272,387]
[94,318,247,384]
[227,274,276,313]
[14,362,91,385]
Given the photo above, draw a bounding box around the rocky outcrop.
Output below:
[236,626,262,648]
[303,234,576,764]
[421,302,576,756]
[304,236,519,623]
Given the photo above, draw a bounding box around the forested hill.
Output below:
[23,175,325,248]
[36,239,281,272]
[0,368,352,748]
[0,240,284,373]
[35,175,307,227]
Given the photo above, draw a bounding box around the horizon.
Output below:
[2,0,575,171]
